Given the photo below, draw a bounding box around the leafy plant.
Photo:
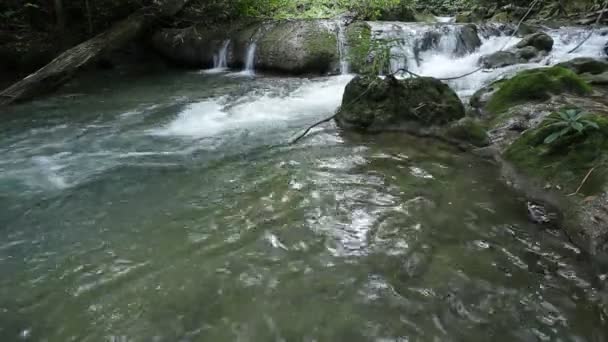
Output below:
[543,108,600,144]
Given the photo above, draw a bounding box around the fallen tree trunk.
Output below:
[0,0,190,107]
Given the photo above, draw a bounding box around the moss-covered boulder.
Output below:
[556,57,608,76]
[485,67,592,113]
[256,20,338,75]
[505,113,608,194]
[503,112,608,256]
[335,76,465,132]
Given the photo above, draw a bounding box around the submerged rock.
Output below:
[335,76,464,132]
[480,32,553,69]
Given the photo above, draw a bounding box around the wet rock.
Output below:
[480,51,519,68]
[256,21,338,74]
[484,67,592,113]
[526,201,557,225]
[151,20,340,75]
[515,46,541,61]
[582,71,608,85]
[481,32,554,69]
[556,57,608,76]
[456,24,482,56]
[335,75,465,132]
[515,32,554,52]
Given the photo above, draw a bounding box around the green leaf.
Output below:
[544,131,562,144]
[558,111,571,121]
[572,121,584,132]
[582,120,600,129]
[545,121,569,128]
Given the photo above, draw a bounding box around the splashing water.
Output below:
[368,22,607,99]
[204,40,231,74]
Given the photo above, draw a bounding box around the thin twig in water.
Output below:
[568,166,597,196]
[568,0,608,54]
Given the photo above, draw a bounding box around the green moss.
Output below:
[486,67,592,114]
[505,113,608,195]
[444,117,490,147]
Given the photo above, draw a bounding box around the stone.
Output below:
[151,20,341,75]
[556,57,608,75]
[480,51,519,69]
[456,24,482,56]
[256,21,338,74]
[335,76,465,132]
[485,67,592,113]
[515,32,554,52]
[515,46,539,60]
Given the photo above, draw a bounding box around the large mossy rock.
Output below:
[335,76,465,132]
[151,20,340,75]
[256,21,338,74]
[485,67,592,114]
[556,57,608,75]
[504,113,608,256]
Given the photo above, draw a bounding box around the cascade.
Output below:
[242,42,257,76]
[213,40,231,69]
[336,21,350,74]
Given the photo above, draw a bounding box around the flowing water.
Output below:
[1,24,608,341]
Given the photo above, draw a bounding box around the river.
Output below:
[0,24,607,341]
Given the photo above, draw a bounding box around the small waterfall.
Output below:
[214,40,231,69]
[336,21,350,74]
[242,42,257,76]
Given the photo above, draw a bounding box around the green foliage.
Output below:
[505,112,608,195]
[543,108,600,144]
[234,0,406,19]
[486,67,592,114]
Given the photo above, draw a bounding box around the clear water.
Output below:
[1,25,608,341]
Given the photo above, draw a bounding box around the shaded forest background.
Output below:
[0,0,604,88]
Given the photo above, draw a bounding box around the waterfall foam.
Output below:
[204,40,231,74]
[368,23,607,99]
[239,42,257,77]
[155,75,353,138]
[337,21,350,74]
